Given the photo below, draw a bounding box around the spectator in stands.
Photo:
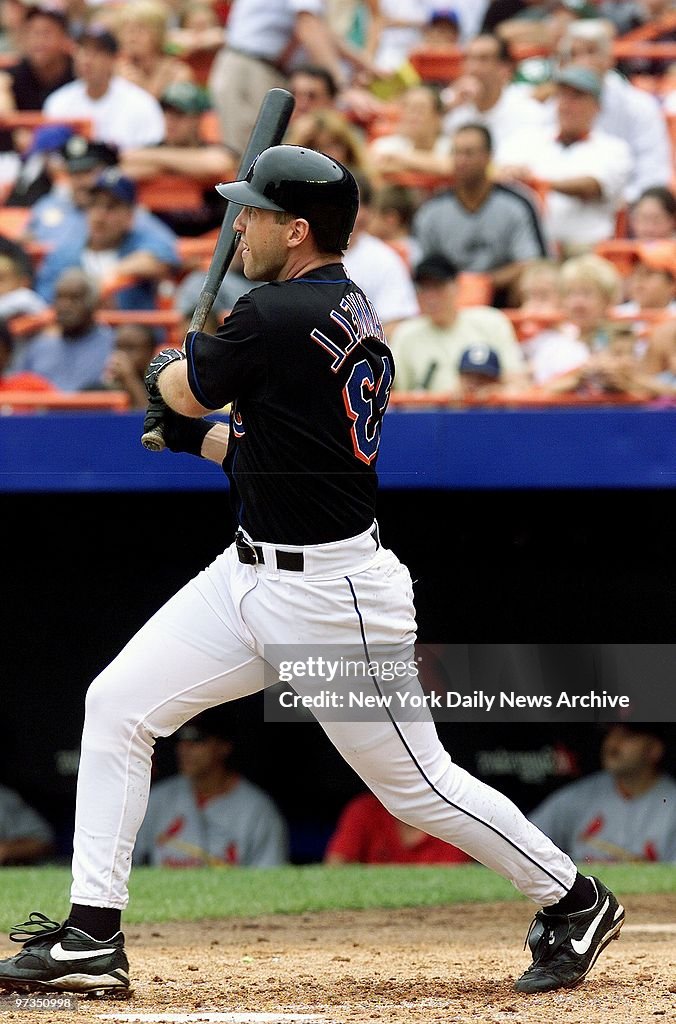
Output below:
[530,724,676,862]
[528,252,625,387]
[441,33,552,160]
[36,168,179,310]
[0,0,28,55]
[365,0,429,74]
[325,790,471,864]
[517,259,564,317]
[368,183,421,268]
[0,318,54,394]
[615,243,676,317]
[457,344,506,402]
[641,318,676,393]
[0,248,47,321]
[0,4,74,114]
[102,322,157,409]
[629,187,676,243]
[556,19,672,204]
[369,84,454,180]
[167,1,224,62]
[288,64,338,120]
[390,254,526,393]
[414,124,547,305]
[43,24,165,151]
[344,174,419,335]
[135,711,289,867]
[497,66,632,256]
[26,135,119,244]
[0,782,54,864]
[207,0,348,156]
[120,81,234,236]
[416,8,462,51]
[114,0,194,100]
[4,121,72,208]
[286,108,370,173]
[488,0,598,49]
[12,268,115,390]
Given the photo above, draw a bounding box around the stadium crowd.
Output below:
[0,0,674,409]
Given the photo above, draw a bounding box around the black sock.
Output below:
[67,905,122,940]
[544,873,597,916]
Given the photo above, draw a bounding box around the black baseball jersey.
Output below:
[185,263,394,544]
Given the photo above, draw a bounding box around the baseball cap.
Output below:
[413,254,458,284]
[26,123,73,157]
[601,722,670,744]
[91,168,137,205]
[77,23,119,54]
[553,65,602,99]
[160,82,211,115]
[62,135,119,172]
[24,4,69,29]
[428,8,460,28]
[459,345,501,379]
[175,710,233,743]
[634,241,676,277]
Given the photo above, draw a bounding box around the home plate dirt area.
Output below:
[3,897,675,1024]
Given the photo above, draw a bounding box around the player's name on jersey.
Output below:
[277,689,630,712]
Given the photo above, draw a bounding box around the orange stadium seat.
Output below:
[137,175,207,212]
[408,48,464,83]
[200,110,222,144]
[0,391,130,411]
[0,113,92,136]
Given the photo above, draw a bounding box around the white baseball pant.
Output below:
[71,523,576,909]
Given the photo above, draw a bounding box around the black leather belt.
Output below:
[235,525,380,571]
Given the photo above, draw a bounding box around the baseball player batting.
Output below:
[0,146,623,998]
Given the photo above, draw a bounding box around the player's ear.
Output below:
[287,217,311,247]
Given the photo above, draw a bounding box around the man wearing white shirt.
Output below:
[442,34,552,161]
[497,66,632,255]
[556,20,672,204]
[43,26,165,152]
[343,175,419,335]
[208,0,346,155]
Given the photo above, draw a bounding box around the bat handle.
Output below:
[141,427,166,452]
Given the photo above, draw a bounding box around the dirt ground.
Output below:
[1,897,675,1024]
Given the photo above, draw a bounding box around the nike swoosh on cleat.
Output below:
[50,943,117,962]
[570,898,610,955]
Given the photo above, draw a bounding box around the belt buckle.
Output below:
[236,530,259,565]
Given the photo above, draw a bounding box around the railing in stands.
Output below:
[0,391,130,411]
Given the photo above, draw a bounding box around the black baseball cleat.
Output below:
[0,912,129,996]
[515,877,625,994]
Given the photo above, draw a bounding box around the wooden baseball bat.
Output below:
[141,87,295,452]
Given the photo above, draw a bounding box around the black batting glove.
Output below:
[143,394,212,457]
[144,348,185,399]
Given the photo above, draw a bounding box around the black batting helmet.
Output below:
[215,145,359,253]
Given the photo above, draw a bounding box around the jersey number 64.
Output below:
[343,356,393,465]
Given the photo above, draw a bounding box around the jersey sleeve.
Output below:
[324,794,372,862]
[184,292,267,410]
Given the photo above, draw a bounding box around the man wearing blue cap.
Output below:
[36,168,179,310]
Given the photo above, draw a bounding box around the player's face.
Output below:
[601,726,661,780]
[177,737,232,779]
[233,205,292,281]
